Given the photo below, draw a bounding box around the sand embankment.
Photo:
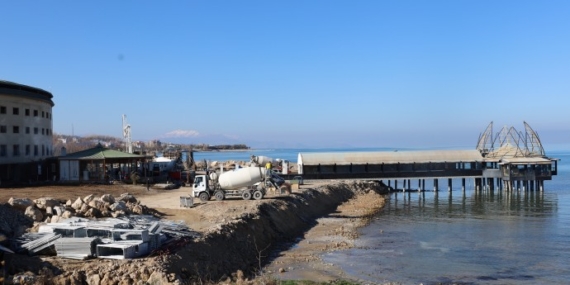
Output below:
[161,180,389,283]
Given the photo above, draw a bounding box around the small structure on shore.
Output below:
[58,143,145,183]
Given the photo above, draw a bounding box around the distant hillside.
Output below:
[52,133,250,156]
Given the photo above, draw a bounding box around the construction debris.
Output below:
[4,193,201,260]
[14,215,199,260]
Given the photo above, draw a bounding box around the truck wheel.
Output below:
[253,190,263,200]
[214,190,225,201]
[242,191,252,200]
[198,192,210,202]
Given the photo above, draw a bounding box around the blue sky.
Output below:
[2,1,569,149]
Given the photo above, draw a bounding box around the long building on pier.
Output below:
[296,122,557,191]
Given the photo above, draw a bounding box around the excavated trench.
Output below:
[163,180,390,283]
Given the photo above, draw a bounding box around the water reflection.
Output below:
[389,189,557,219]
[323,189,568,285]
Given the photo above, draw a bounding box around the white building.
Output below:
[0,80,54,164]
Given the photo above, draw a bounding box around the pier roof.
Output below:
[499,157,554,165]
[298,149,484,166]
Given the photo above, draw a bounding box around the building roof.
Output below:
[59,144,145,160]
[298,149,484,166]
[0,80,54,106]
[499,157,554,165]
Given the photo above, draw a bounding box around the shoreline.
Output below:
[193,149,251,152]
[263,190,386,282]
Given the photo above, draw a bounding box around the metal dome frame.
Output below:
[476,121,545,158]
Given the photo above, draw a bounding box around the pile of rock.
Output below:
[203,160,249,171]
[8,193,151,224]
[0,204,33,238]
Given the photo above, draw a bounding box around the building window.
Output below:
[13,145,20,156]
[26,145,30,156]
[42,145,45,156]
[25,109,30,116]
[47,112,50,119]
[26,127,30,134]
[0,145,6,157]
[34,110,38,117]
[34,145,38,156]
[13,107,19,115]
[0,125,6,133]
[13,126,19,133]
[46,129,50,136]
[34,127,38,134]
[0,106,6,114]
[42,111,45,118]
[42,128,45,135]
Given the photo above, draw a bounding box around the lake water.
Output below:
[193,147,395,164]
[194,148,570,284]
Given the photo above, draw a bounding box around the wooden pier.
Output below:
[294,122,558,191]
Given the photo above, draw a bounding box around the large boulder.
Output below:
[84,208,102,218]
[100,209,111,218]
[61,210,73,219]
[0,204,33,237]
[119,193,137,203]
[8,197,35,211]
[100,194,115,204]
[71,197,84,210]
[24,206,44,222]
[109,201,127,212]
[88,199,106,210]
[34,197,60,210]
[83,194,95,204]
[53,205,64,216]
[45,206,54,216]
[79,204,90,214]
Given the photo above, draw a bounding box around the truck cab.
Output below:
[192,174,213,202]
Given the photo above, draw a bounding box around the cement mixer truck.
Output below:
[249,155,289,174]
[192,166,285,202]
